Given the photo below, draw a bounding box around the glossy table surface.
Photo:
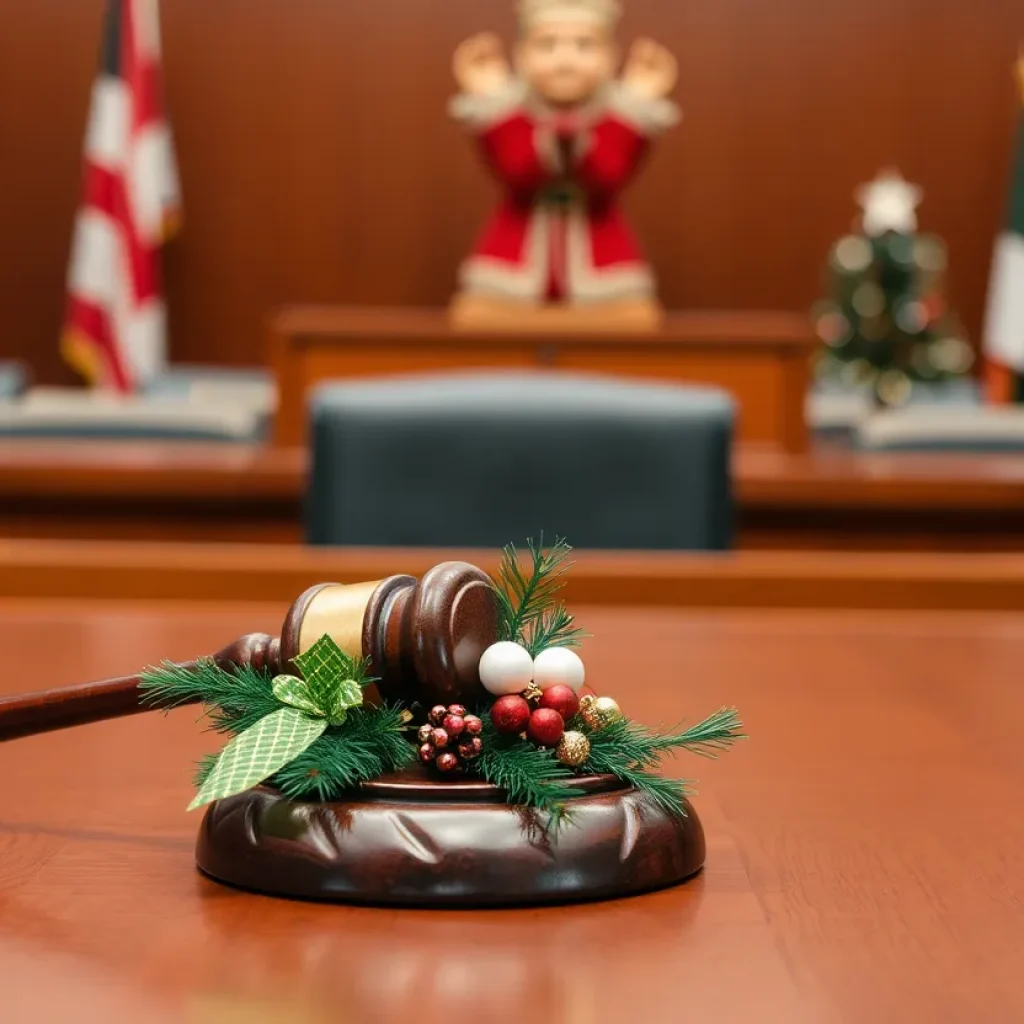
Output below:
[2,600,1023,1022]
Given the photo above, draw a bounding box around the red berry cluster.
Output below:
[418,704,484,773]
[489,685,580,748]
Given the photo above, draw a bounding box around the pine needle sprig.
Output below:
[194,752,219,788]
[494,537,577,646]
[269,704,415,801]
[581,710,745,816]
[145,654,415,804]
[526,603,589,658]
[192,704,414,800]
[140,659,280,734]
[473,718,585,818]
[647,708,746,759]
[584,710,745,767]
[605,765,693,819]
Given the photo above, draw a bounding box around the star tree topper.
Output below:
[855,169,923,237]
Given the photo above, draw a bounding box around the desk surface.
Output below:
[1,600,1022,1022]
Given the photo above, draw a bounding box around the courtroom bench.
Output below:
[269,306,814,453]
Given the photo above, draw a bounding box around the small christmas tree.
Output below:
[814,169,974,408]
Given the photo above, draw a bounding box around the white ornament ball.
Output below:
[478,641,535,696]
[532,647,585,693]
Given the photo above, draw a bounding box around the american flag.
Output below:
[62,0,180,393]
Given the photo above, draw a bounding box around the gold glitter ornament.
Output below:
[580,695,622,731]
[556,730,591,767]
[579,694,597,724]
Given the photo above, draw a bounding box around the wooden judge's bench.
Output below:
[270,307,816,452]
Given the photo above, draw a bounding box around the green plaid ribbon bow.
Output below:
[189,635,366,810]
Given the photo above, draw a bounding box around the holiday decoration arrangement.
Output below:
[140,539,743,828]
[814,169,974,408]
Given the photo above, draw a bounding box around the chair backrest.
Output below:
[306,372,735,551]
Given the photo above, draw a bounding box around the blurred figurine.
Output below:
[449,0,679,330]
[814,169,973,408]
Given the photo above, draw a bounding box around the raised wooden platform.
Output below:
[3,440,1024,551]
[269,306,815,452]
[5,539,1024,611]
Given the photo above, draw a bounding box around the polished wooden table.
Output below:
[269,306,815,452]
[2,599,1022,1021]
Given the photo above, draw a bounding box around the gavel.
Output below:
[0,562,499,743]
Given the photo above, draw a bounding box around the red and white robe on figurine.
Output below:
[450,82,678,305]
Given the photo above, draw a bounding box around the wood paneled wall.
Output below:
[1,0,1021,384]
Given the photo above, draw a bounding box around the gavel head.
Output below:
[274,562,500,710]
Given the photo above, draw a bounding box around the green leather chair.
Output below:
[307,373,735,550]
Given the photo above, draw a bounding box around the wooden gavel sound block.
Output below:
[0,560,705,907]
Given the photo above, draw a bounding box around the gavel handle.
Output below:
[0,672,200,743]
[0,633,280,744]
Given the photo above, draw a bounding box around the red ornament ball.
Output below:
[448,704,467,718]
[443,714,466,738]
[435,752,460,773]
[527,708,565,747]
[431,728,450,749]
[490,695,531,735]
[538,684,580,722]
[463,714,483,736]
[429,705,448,727]
[418,743,435,764]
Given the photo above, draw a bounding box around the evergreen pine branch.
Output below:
[139,659,280,734]
[494,537,576,644]
[582,710,745,817]
[139,658,231,710]
[353,656,378,689]
[524,603,589,658]
[648,708,746,759]
[473,717,585,817]
[584,719,661,772]
[269,704,415,801]
[584,710,744,769]
[608,764,693,818]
